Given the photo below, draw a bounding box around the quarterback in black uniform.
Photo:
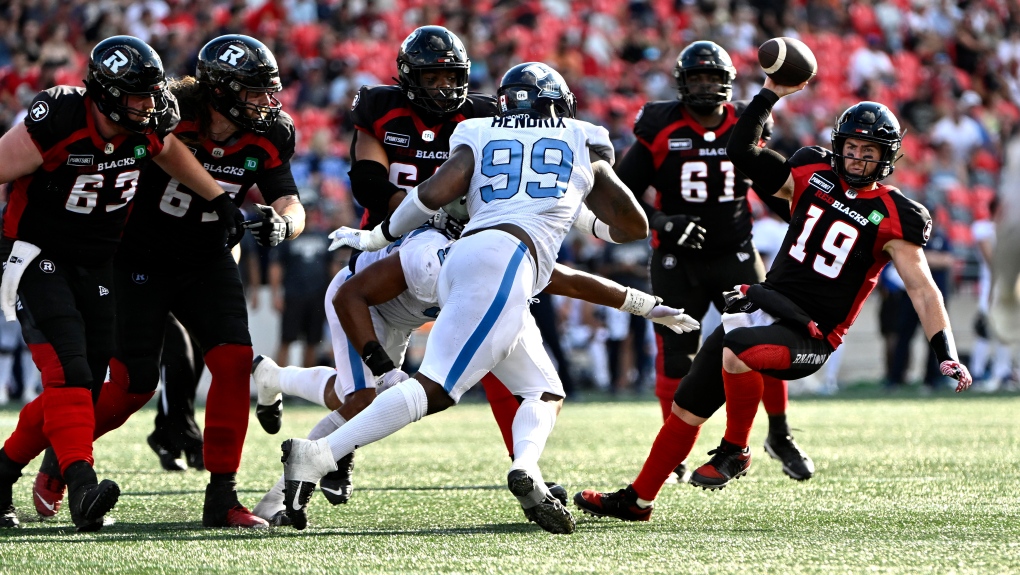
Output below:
[615,40,811,482]
[0,36,244,532]
[575,79,972,522]
[32,35,304,530]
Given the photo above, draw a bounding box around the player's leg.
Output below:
[574,325,727,521]
[490,312,574,534]
[175,256,266,529]
[152,315,206,470]
[4,258,120,531]
[692,322,831,489]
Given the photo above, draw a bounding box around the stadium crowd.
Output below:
[0,0,1017,397]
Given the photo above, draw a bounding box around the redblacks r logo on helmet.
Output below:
[218,44,247,67]
[102,49,130,76]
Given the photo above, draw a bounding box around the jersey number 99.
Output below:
[479,139,574,202]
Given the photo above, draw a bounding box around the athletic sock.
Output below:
[279,366,336,408]
[507,399,557,481]
[93,359,154,439]
[203,345,253,474]
[325,379,427,461]
[308,411,346,440]
[655,373,680,421]
[722,369,764,449]
[760,375,788,416]
[481,373,519,458]
[632,413,700,501]
[2,395,49,464]
[42,387,96,473]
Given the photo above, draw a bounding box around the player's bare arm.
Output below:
[887,237,973,391]
[270,195,306,238]
[0,122,44,183]
[584,160,649,243]
[334,254,410,356]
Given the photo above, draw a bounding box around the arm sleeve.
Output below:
[615,143,657,220]
[257,161,300,204]
[725,89,792,198]
[349,159,402,214]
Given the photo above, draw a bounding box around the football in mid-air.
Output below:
[758,37,817,86]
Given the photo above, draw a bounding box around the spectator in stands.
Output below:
[930,91,989,166]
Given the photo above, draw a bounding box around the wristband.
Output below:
[929,329,959,364]
[361,341,396,376]
[619,287,657,317]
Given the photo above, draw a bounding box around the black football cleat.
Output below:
[507,469,575,534]
[69,479,120,532]
[764,433,815,480]
[573,485,652,522]
[545,482,568,507]
[1,505,19,529]
[689,440,751,490]
[319,451,354,505]
[147,432,187,472]
[252,355,284,434]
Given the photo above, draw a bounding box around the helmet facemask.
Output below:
[398,64,470,115]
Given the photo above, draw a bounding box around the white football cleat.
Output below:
[281,438,337,530]
[252,355,284,434]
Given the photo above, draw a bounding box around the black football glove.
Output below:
[243,203,294,247]
[210,193,246,248]
[650,212,706,250]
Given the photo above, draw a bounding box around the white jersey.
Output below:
[450,115,614,293]
[352,226,453,332]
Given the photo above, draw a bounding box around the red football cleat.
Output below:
[33,471,66,518]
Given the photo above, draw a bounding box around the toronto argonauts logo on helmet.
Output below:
[520,63,562,99]
[216,43,249,67]
[100,48,132,77]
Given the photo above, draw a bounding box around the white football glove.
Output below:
[645,304,700,334]
[375,368,411,394]
[1,241,41,322]
[328,225,389,252]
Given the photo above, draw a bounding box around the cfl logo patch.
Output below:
[218,44,247,67]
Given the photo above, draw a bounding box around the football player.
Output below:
[574,78,973,522]
[0,35,244,531]
[282,62,649,534]
[29,34,304,529]
[615,40,812,482]
[322,25,568,503]
[249,210,698,526]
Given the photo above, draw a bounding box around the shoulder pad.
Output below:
[267,110,297,162]
[24,86,87,151]
[350,85,405,130]
[462,93,499,118]
[789,146,831,168]
[633,100,680,142]
[891,191,932,247]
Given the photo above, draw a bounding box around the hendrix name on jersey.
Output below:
[2,86,178,266]
[350,85,497,228]
[763,146,931,348]
[451,116,614,294]
[633,100,754,254]
[117,96,297,268]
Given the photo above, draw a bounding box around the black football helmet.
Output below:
[85,35,171,134]
[830,101,903,186]
[496,62,576,119]
[674,41,736,113]
[197,34,282,133]
[396,26,471,115]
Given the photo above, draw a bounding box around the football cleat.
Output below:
[573,485,652,522]
[222,506,270,529]
[147,432,187,472]
[281,438,337,530]
[184,443,205,472]
[33,471,66,518]
[507,469,575,535]
[319,451,354,505]
[689,440,751,490]
[252,355,284,434]
[68,479,120,532]
[764,434,815,481]
[202,484,269,529]
[1,505,19,528]
[545,482,568,507]
[265,510,291,527]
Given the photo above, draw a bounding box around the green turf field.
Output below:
[0,392,1017,574]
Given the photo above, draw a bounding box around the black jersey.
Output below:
[350,85,497,228]
[621,100,753,255]
[2,86,177,266]
[763,146,931,348]
[117,99,297,268]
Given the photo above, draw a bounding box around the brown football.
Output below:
[758,37,817,86]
